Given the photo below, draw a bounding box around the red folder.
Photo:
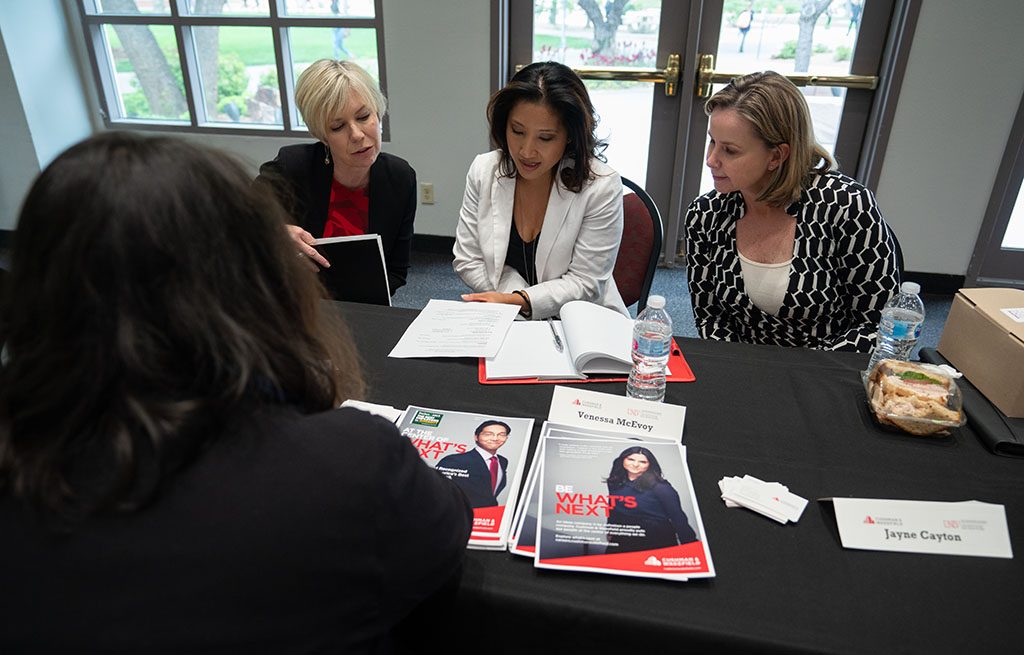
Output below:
[478,339,695,385]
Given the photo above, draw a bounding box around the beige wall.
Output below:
[874,0,1024,275]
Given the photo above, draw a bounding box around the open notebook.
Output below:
[484,301,636,380]
[483,298,684,380]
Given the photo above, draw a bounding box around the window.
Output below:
[76,0,386,136]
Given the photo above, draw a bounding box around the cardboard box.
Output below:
[937,288,1024,418]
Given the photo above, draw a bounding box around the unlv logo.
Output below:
[572,399,581,405]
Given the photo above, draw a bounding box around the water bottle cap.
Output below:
[900,281,920,294]
[647,295,666,309]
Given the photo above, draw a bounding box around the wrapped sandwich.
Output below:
[866,360,965,435]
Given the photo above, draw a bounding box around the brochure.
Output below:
[510,421,673,558]
[533,436,714,581]
[396,405,534,549]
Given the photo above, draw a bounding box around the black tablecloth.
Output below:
[335,302,1023,654]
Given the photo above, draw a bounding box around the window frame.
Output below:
[75,0,388,138]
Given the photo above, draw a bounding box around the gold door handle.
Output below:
[516,53,681,96]
[695,53,878,98]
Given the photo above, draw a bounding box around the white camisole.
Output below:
[737,251,792,316]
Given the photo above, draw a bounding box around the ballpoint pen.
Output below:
[546,317,564,353]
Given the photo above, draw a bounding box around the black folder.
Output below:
[920,348,1024,458]
[312,235,391,306]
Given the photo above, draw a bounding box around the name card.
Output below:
[547,386,685,442]
[830,498,1012,559]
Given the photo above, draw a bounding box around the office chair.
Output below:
[613,176,663,312]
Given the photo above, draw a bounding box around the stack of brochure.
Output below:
[508,387,715,581]
[395,405,534,550]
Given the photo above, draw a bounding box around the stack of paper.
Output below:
[389,299,520,359]
[395,405,533,550]
[718,475,808,524]
[507,387,715,582]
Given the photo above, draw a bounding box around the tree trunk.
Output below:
[105,0,186,117]
[795,0,833,72]
[193,0,228,116]
[577,0,629,56]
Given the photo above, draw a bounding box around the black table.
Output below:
[337,302,1023,654]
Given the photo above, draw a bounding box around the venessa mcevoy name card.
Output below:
[547,386,685,442]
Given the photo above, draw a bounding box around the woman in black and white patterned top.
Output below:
[684,71,899,352]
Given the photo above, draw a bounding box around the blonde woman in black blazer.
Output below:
[258,59,416,294]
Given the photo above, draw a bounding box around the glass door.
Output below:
[692,0,880,194]
[505,1,912,264]
[508,0,691,228]
[670,0,906,265]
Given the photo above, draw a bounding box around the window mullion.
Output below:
[273,25,294,130]
[175,23,201,126]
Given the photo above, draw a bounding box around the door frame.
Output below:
[966,89,1024,289]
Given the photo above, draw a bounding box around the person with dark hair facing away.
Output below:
[685,71,899,352]
[435,420,511,508]
[0,132,470,654]
[257,59,416,294]
[453,61,627,320]
[604,446,697,554]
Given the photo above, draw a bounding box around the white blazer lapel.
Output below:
[535,169,576,281]
[490,171,516,288]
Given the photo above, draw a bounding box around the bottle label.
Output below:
[634,335,670,358]
[891,319,922,340]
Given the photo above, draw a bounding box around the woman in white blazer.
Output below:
[453,62,627,319]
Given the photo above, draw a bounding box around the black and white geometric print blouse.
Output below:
[684,170,899,353]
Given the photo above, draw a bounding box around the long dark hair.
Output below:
[487,61,607,192]
[605,446,666,491]
[0,132,364,521]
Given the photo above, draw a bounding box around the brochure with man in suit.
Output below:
[397,406,534,550]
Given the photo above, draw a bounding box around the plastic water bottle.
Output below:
[626,295,672,402]
[867,281,926,371]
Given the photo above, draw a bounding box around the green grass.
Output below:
[534,33,591,51]
[108,25,378,72]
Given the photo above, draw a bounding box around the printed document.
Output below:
[389,299,520,358]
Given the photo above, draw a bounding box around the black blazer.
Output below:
[435,449,509,508]
[0,406,471,653]
[257,143,417,293]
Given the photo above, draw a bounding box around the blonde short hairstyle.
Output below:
[705,71,834,207]
[294,59,387,142]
